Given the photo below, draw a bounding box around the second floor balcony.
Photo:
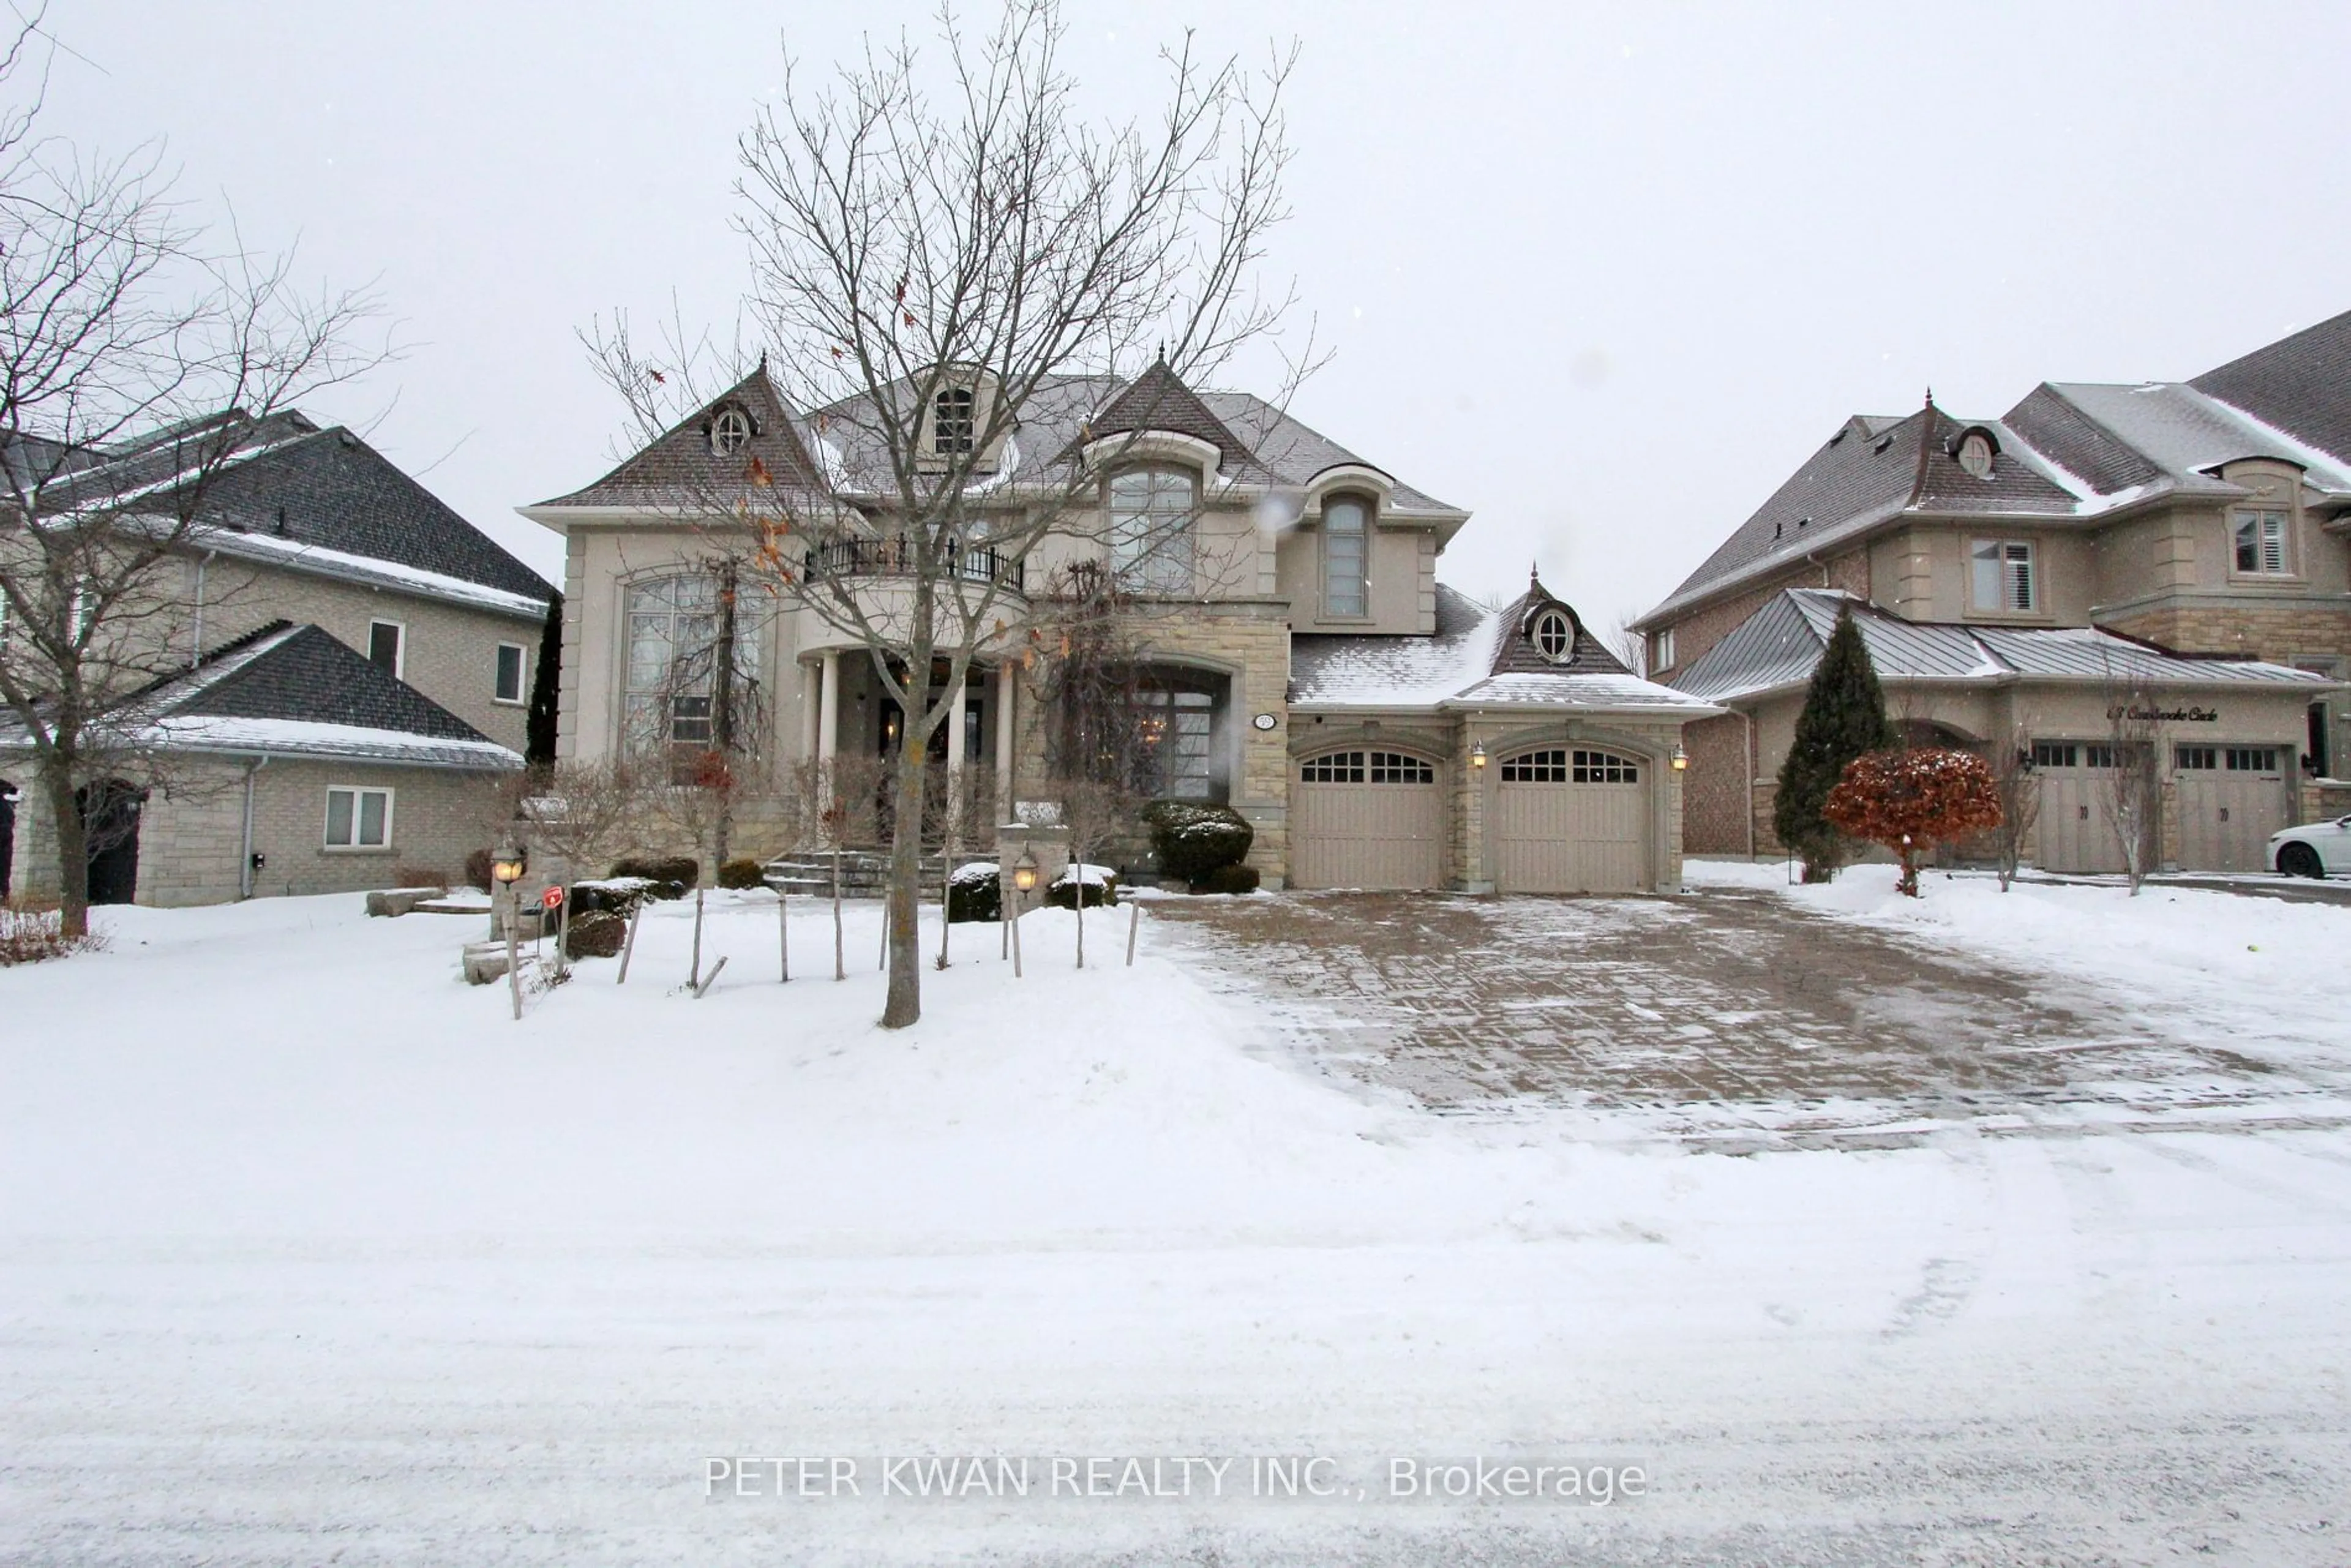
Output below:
[808,536,1024,595]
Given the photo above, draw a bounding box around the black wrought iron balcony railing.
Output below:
[809,537,1022,592]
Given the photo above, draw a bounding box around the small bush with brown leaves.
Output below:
[1191,863,1260,895]
[565,910,628,960]
[0,907,101,966]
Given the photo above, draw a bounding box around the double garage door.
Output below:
[2033,740,2288,874]
[1289,745,1651,893]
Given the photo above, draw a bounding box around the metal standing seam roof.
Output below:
[1674,589,2336,704]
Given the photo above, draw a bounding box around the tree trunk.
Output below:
[42,762,91,939]
[880,738,927,1028]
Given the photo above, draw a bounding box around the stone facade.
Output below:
[9,757,504,907]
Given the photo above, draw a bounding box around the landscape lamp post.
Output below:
[1010,850,1038,980]
[492,842,525,1022]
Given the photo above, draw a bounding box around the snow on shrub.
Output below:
[1046,863,1118,910]
[1823,747,2004,898]
[1140,801,1253,885]
[947,861,1001,924]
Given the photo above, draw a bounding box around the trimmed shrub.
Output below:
[1192,863,1260,895]
[569,877,654,918]
[1046,865,1118,910]
[463,847,497,893]
[947,861,1002,923]
[565,910,628,960]
[717,857,767,890]
[1141,801,1253,884]
[610,855,697,899]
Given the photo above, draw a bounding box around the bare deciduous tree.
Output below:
[0,17,386,934]
[2100,669,2162,896]
[520,759,650,977]
[1984,727,2041,891]
[582,0,1303,1028]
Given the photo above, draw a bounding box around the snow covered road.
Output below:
[3,883,2349,1564]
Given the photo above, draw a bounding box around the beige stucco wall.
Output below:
[190,558,542,751]
[1273,516,1438,633]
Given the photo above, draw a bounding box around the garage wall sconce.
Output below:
[1469,743,1488,768]
[1671,747,1689,771]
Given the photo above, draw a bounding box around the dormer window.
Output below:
[710,407,753,456]
[1531,607,1575,662]
[1955,429,1997,480]
[932,386,975,454]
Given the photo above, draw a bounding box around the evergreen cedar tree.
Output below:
[1824,748,2004,898]
[1773,605,1895,881]
[526,592,563,769]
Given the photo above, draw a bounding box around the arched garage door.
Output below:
[1291,749,1445,890]
[1496,747,1649,893]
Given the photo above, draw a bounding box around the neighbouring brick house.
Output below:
[2,412,553,904]
[1633,310,2351,873]
[526,362,1717,893]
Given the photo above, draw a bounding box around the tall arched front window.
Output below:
[1322,497,1368,617]
[623,574,763,762]
[1108,468,1194,595]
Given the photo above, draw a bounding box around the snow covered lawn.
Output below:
[3,884,2349,1564]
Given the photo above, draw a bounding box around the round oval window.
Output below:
[1533,609,1573,661]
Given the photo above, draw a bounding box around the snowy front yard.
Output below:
[4,880,2349,1565]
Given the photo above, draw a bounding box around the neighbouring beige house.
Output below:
[2,411,553,905]
[1633,309,2351,874]
[525,362,1717,893]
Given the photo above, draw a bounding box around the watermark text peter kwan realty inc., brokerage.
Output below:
[704,1455,1648,1506]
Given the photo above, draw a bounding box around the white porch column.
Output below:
[994,664,1016,817]
[799,659,820,763]
[817,652,840,765]
[945,670,968,777]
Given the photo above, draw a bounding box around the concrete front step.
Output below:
[764,851,957,900]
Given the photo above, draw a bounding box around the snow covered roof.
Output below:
[1674,588,2337,705]
[0,623,523,771]
[1643,310,2351,627]
[533,362,1466,526]
[1289,580,1719,716]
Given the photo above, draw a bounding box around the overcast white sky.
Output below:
[26,1,2351,639]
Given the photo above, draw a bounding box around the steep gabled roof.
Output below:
[2190,307,2351,468]
[543,366,825,508]
[1072,359,1265,475]
[1,622,522,768]
[175,426,553,603]
[1488,573,1632,677]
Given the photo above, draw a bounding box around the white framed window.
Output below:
[1322,497,1369,618]
[323,786,394,850]
[1651,626,1676,672]
[1108,468,1194,595]
[367,620,405,677]
[1531,607,1575,662]
[2232,509,2290,575]
[710,407,752,456]
[1970,539,2037,612]
[494,642,527,705]
[932,387,975,454]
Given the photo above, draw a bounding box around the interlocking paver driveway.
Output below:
[1147,888,2344,1149]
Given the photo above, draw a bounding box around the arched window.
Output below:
[932,386,975,454]
[710,407,752,456]
[1322,497,1368,617]
[1108,468,1194,595]
[622,574,763,764]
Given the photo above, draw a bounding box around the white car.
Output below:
[2269,815,2351,877]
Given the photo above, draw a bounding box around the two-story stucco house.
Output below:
[2,410,554,905]
[1633,309,2351,874]
[526,362,1717,893]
